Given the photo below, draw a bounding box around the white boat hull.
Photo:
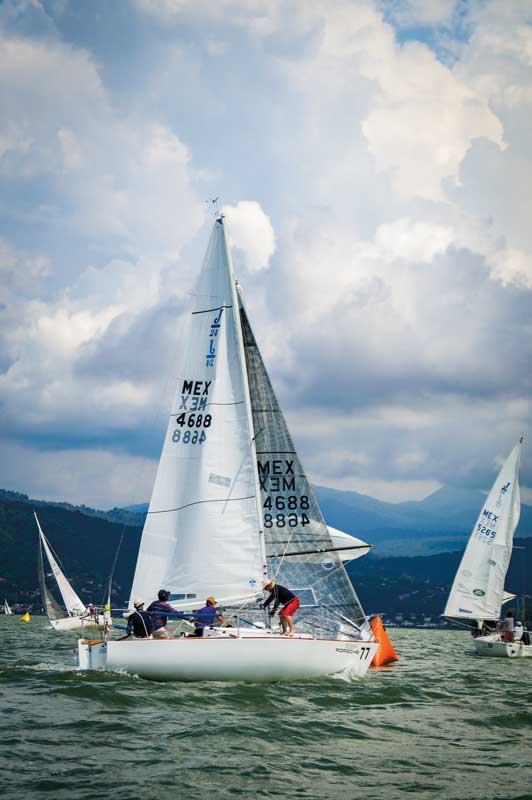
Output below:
[50,615,108,632]
[79,631,379,681]
[474,634,532,658]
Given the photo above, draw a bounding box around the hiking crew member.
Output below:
[123,599,153,639]
[193,596,226,637]
[261,580,300,637]
[147,589,175,639]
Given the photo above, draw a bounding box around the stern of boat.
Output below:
[78,639,108,670]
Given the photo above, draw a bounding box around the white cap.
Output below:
[133,598,145,608]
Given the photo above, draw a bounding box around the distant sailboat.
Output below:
[3,599,13,615]
[35,512,108,632]
[443,438,531,658]
[79,215,378,681]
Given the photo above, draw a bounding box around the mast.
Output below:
[220,216,268,585]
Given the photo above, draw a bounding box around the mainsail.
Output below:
[443,439,522,622]
[239,298,368,639]
[3,599,12,615]
[129,219,265,608]
[35,512,86,617]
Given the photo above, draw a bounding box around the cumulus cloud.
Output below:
[0,0,531,506]
[222,201,276,272]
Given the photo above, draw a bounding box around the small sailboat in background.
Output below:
[79,214,379,681]
[35,512,108,632]
[443,438,531,658]
[3,599,13,615]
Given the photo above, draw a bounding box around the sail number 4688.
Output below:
[263,513,310,528]
[172,429,207,444]
[172,413,212,445]
[175,413,212,428]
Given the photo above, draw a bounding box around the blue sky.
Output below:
[1,0,531,508]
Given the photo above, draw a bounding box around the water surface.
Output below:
[0,618,530,800]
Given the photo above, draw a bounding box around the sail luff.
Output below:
[443,439,523,621]
[34,512,86,615]
[232,282,268,586]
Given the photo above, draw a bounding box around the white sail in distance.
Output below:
[34,512,86,615]
[3,600,12,615]
[129,219,265,609]
[443,439,522,622]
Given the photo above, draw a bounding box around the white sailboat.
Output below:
[35,512,107,631]
[3,599,13,615]
[79,215,378,681]
[443,438,531,658]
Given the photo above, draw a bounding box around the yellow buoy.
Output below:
[19,611,31,622]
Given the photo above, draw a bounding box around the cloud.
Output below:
[0,0,531,507]
[360,41,505,201]
[223,200,276,271]
[0,441,157,509]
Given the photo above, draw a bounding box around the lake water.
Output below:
[0,617,530,800]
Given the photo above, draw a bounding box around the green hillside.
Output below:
[0,496,141,610]
[1,489,530,626]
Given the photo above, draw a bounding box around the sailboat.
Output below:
[35,512,108,632]
[79,214,378,681]
[3,599,13,615]
[443,438,531,658]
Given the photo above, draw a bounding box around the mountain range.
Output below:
[1,484,530,622]
[125,483,532,556]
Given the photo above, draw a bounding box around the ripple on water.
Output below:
[0,622,531,800]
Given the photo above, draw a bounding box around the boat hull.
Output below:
[79,634,379,681]
[474,634,532,658]
[50,615,108,632]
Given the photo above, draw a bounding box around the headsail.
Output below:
[34,512,86,616]
[239,298,369,640]
[129,219,266,609]
[443,439,522,621]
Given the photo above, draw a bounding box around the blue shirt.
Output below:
[196,604,223,628]
[146,600,175,630]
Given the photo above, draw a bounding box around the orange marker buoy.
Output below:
[19,611,31,622]
[370,615,399,666]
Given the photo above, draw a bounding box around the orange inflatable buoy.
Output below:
[370,615,399,666]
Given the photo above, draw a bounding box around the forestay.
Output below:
[239,298,368,640]
[129,219,265,609]
[35,513,86,616]
[443,439,522,621]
